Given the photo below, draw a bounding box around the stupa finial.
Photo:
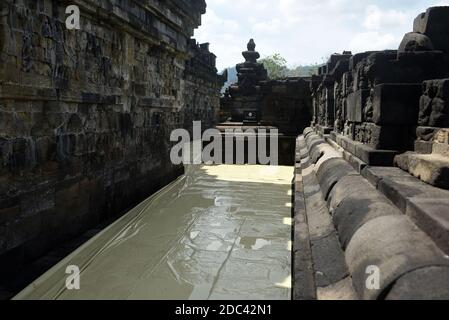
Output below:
[247,39,256,51]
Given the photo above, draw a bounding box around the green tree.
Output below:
[259,53,289,80]
[287,63,323,77]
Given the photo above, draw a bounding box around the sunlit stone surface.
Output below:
[15,165,293,300]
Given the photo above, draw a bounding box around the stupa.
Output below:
[227,39,268,123]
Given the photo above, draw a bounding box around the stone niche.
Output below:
[0,0,223,274]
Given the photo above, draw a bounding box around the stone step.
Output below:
[334,133,400,166]
[293,128,449,300]
[362,166,449,254]
[395,151,449,190]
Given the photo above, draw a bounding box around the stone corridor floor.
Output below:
[14,165,293,300]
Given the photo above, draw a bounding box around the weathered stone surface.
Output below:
[336,134,358,156]
[361,166,410,188]
[347,90,368,123]
[333,64,351,133]
[223,40,311,131]
[415,140,434,154]
[304,127,315,137]
[0,0,222,270]
[305,193,334,241]
[355,143,399,166]
[327,175,377,212]
[226,40,267,122]
[334,196,402,250]
[341,149,367,173]
[260,79,312,135]
[293,149,317,300]
[362,165,449,253]
[293,250,316,300]
[335,133,400,166]
[315,148,342,173]
[407,198,449,254]
[316,277,357,300]
[419,79,449,128]
[346,215,449,300]
[305,132,324,147]
[315,158,357,200]
[311,231,349,288]
[395,152,449,190]
[308,141,328,163]
[398,32,435,54]
[372,84,422,125]
[296,134,354,299]
[378,174,437,212]
[301,7,449,297]
[310,52,352,131]
[413,7,449,53]
[354,122,414,150]
[328,175,402,249]
[386,266,449,300]
[302,171,334,241]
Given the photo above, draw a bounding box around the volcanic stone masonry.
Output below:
[221,39,311,134]
[295,6,449,299]
[0,0,225,274]
[2,0,449,301]
[218,39,312,166]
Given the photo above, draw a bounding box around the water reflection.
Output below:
[16,165,293,300]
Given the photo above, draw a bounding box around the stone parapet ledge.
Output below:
[293,127,449,300]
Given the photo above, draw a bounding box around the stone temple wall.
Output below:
[0,0,223,270]
[310,6,449,171]
[294,7,449,300]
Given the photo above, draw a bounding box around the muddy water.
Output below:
[15,165,293,300]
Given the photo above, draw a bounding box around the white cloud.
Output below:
[349,32,399,52]
[194,1,449,70]
[363,5,408,30]
[252,19,283,34]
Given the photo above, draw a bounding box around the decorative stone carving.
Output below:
[0,0,222,270]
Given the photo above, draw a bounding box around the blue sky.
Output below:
[194,0,449,71]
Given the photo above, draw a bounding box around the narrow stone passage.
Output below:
[15,165,293,300]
